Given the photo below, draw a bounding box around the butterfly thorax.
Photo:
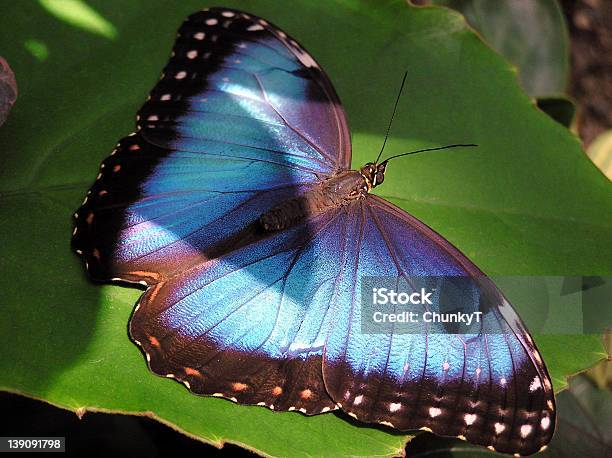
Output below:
[260,162,387,231]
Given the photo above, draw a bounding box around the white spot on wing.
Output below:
[429,407,442,418]
[175,71,187,80]
[194,32,205,40]
[530,376,542,392]
[389,402,401,412]
[464,413,477,425]
[494,422,505,434]
[541,416,551,430]
[247,24,264,31]
[205,18,218,26]
[221,11,235,18]
[354,395,363,405]
[187,50,198,59]
[293,47,318,69]
[520,424,533,438]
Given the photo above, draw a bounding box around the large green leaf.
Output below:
[0,0,609,455]
[428,0,575,127]
[429,0,570,98]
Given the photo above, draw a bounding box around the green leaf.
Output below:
[430,0,570,98]
[0,0,609,456]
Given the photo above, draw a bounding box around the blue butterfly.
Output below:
[72,7,555,455]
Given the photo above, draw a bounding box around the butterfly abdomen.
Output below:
[260,171,367,231]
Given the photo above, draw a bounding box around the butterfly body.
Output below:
[72,7,555,455]
[261,168,368,230]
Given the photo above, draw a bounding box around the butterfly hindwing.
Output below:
[322,196,555,455]
[129,208,355,412]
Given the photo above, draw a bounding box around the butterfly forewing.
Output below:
[72,7,350,281]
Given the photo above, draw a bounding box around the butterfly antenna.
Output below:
[381,143,478,164]
[375,72,408,164]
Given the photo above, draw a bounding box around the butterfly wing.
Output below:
[129,208,354,412]
[72,8,351,411]
[322,195,555,456]
[72,7,350,282]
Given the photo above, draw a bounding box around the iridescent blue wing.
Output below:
[323,195,555,456]
[129,208,350,413]
[72,7,350,282]
[71,8,350,410]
